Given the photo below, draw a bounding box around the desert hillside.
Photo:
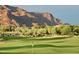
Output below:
[0,5,62,27]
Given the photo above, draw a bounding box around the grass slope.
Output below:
[0,36,79,54]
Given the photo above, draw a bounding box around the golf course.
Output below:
[0,36,79,54]
[0,5,79,54]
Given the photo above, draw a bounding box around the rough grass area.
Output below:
[0,36,79,54]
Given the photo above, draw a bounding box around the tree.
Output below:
[51,26,57,35]
[45,25,53,34]
[55,25,64,35]
[55,25,72,35]
[73,26,79,35]
[6,25,16,32]
[37,28,47,36]
[60,25,72,35]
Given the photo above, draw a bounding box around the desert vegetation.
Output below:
[0,24,79,40]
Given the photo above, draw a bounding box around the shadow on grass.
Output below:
[0,44,78,51]
[33,44,79,48]
[0,52,33,54]
[48,41,65,43]
[0,45,32,50]
[0,52,31,54]
[32,36,71,41]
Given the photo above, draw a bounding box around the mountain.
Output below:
[0,5,63,27]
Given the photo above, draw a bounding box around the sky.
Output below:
[14,5,79,25]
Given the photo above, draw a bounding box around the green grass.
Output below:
[0,36,79,54]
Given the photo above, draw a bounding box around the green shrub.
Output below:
[73,26,79,35]
[60,25,72,35]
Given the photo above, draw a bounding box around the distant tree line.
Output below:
[0,24,79,37]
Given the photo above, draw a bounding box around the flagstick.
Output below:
[32,39,34,54]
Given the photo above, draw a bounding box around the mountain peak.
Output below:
[0,5,63,27]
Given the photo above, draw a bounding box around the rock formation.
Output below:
[0,5,63,27]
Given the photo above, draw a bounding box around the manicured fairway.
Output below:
[0,36,79,54]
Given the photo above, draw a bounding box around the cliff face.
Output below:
[0,5,62,27]
[0,6,11,25]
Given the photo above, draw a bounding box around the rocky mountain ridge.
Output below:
[0,5,63,27]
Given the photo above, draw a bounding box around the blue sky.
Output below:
[14,5,79,25]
